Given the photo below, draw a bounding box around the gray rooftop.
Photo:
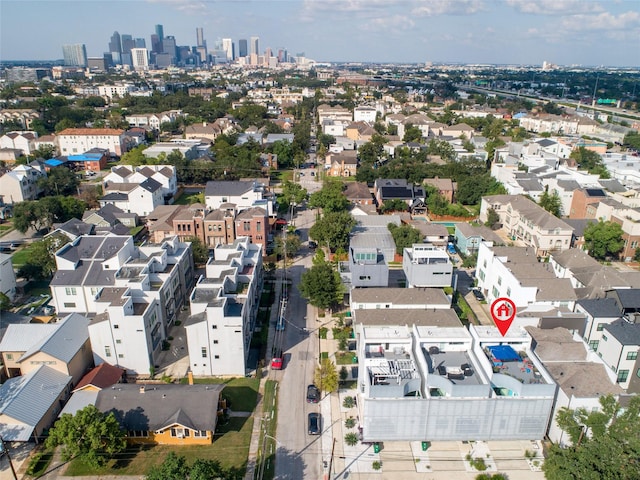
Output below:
[603,319,640,346]
[0,365,72,441]
[19,313,89,364]
[95,384,224,432]
[484,194,574,231]
[354,308,462,327]
[544,362,623,398]
[576,297,621,318]
[351,287,450,306]
[205,180,256,197]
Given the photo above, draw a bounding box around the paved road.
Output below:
[272,207,322,480]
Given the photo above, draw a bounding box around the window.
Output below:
[116,339,122,344]
[193,430,207,437]
[602,334,608,341]
[114,324,119,329]
[506,287,511,297]
[617,370,629,383]
[589,340,599,350]
[105,346,112,357]
[214,355,220,359]
[243,221,251,232]
[497,276,502,286]
[6,353,13,360]
[63,302,76,308]
[627,351,638,361]
[256,222,262,232]
[202,347,207,358]
[118,354,124,358]
[212,325,218,329]
[213,340,219,344]
[65,287,77,295]
[492,286,499,298]
[596,324,604,331]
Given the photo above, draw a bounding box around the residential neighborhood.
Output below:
[0,49,639,480]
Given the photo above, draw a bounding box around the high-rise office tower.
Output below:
[195,27,207,63]
[131,48,149,71]
[109,31,122,55]
[134,38,146,49]
[121,35,134,54]
[277,48,287,63]
[222,38,234,61]
[250,36,259,56]
[238,39,248,57]
[162,36,177,63]
[155,24,164,43]
[196,27,205,47]
[62,44,88,67]
[151,34,161,54]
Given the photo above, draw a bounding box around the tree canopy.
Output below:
[570,147,610,178]
[280,180,308,208]
[539,189,563,217]
[12,196,86,233]
[314,358,339,394]
[46,405,126,468]
[308,181,349,213]
[309,211,356,252]
[388,223,423,255]
[583,220,624,260]
[17,234,70,280]
[543,395,640,480]
[37,167,80,197]
[145,452,243,480]
[299,263,344,310]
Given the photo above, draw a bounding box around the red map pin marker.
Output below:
[490,297,516,336]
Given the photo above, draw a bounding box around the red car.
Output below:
[271,350,283,370]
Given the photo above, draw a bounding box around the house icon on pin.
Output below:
[497,302,510,317]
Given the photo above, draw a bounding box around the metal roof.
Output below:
[0,365,71,441]
[0,324,57,352]
[19,313,89,364]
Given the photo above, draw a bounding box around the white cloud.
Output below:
[146,0,209,15]
[505,0,604,15]
[411,0,485,16]
[360,14,415,32]
[562,10,640,31]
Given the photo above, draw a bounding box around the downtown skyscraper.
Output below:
[62,43,87,67]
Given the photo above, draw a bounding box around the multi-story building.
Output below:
[57,128,127,157]
[402,244,454,288]
[0,162,47,204]
[234,207,269,253]
[0,131,37,156]
[238,39,248,58]
[125,110,185,130]
[353,106,377,123]
[476,243,576,310]
[0,253,17,301]
[480,194,574,256]
[62,43,88,67]
[131,48,149,71]
[185,237,263,376]
[598,319,640,391]
[204,180,273,216]
[100,178,164,217]
[104,165,178,200]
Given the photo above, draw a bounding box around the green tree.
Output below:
[17,234,69,280]
[583,220,624,260]
[37,167,80,196]
[543,395,640,480]
[45,405,126,468]
[634,247,640,262]
[485,208,501,229]
[380,199,408,213]
[403,124,423,143]
[539,189,562,217]
[312,248,326,266]
[146,452,188,480]
[120,145,149,166]
[187,236,208,265]
[570,147,609,177]
[59,196,87,221]
[309,211,356,251]
[299,263,344,310]
[275,233,302,259]
[344,432,359,446]
[308,181,349,213]
[29,144,57,160]
[0,292,11,311]
[314,358,339,394]
[456,174,506,205]
[387,223,423,255]
[281,181,308,208]
[623,131,640,150]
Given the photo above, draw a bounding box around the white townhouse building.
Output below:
[0,162,47,204]
[480,194,574,257]
[0,253,17,301]
[57,128,127,157]
[185,237,263,376]
[100,178,164,217]
[353,106,377,123]
[204,180,274,216]
[402,244,454,288]
[125,110,185,130]
[0,131,37,156]
[598,320,640,390]
[352,309,557,442]
[104,165,178,200]
[475,243,577,310]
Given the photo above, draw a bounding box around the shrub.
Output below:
[344,432,359,446]
[343,396,355,408]
[345,417,356,429]
[372,460,382,470]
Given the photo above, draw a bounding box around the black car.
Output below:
[308,413,321,435]
[308,241,318,250]
[306,384,320,403]
[472,289,485,302]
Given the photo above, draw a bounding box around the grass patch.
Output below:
[336,352,356,365]
[258,380,279,480]
[10,244,35,267]
[177,377,259,412]
[320,351,329,360]
[25,448,54,477]
[174,192,204,205]
[64,417,253,476]
[454,292,477,326]
[129,225,144,236]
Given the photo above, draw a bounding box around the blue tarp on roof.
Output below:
[44,158,65,167]
[488,345,520,362]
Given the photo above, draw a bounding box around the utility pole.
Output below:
[0,436,18,480]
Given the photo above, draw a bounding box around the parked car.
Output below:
[447,242,456,255]
[308,241,318,250]
[306,384,320,403]
[271,350,283,370]
[472,289,485,302]
[308,412,321,435]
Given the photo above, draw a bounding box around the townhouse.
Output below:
[104,164,178,200]
[204,179,274,217]
[402,244,454,288]
[0,131,37,156]
[100,178,164,217]
[476,243,577,310]
[185,237,263,376]
[0,162,47,203]
[480,194,574,256]
[125,110,185,130]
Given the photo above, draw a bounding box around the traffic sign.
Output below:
[490,297,516,336]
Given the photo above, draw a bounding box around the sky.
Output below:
[1,0,639,67]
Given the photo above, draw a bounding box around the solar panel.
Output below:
[585,188,606,197]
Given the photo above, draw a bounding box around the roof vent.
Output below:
[139,385,146,393]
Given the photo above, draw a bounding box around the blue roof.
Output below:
[68,153,102,162]
[488,345,520,362]
[45,158,65,167]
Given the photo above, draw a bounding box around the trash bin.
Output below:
[373,443,381,453]
[352,355,358,363]
[422,441,430,451]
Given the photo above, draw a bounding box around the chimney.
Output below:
[188,370,194,385]
[139,385,146,393]
[203,122,207,127]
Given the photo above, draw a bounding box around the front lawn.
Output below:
[10,244,34,267]
[336,352,357,365]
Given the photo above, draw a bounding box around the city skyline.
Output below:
[1,0,639,67]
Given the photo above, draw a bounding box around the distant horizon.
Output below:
[1,0,639,67]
